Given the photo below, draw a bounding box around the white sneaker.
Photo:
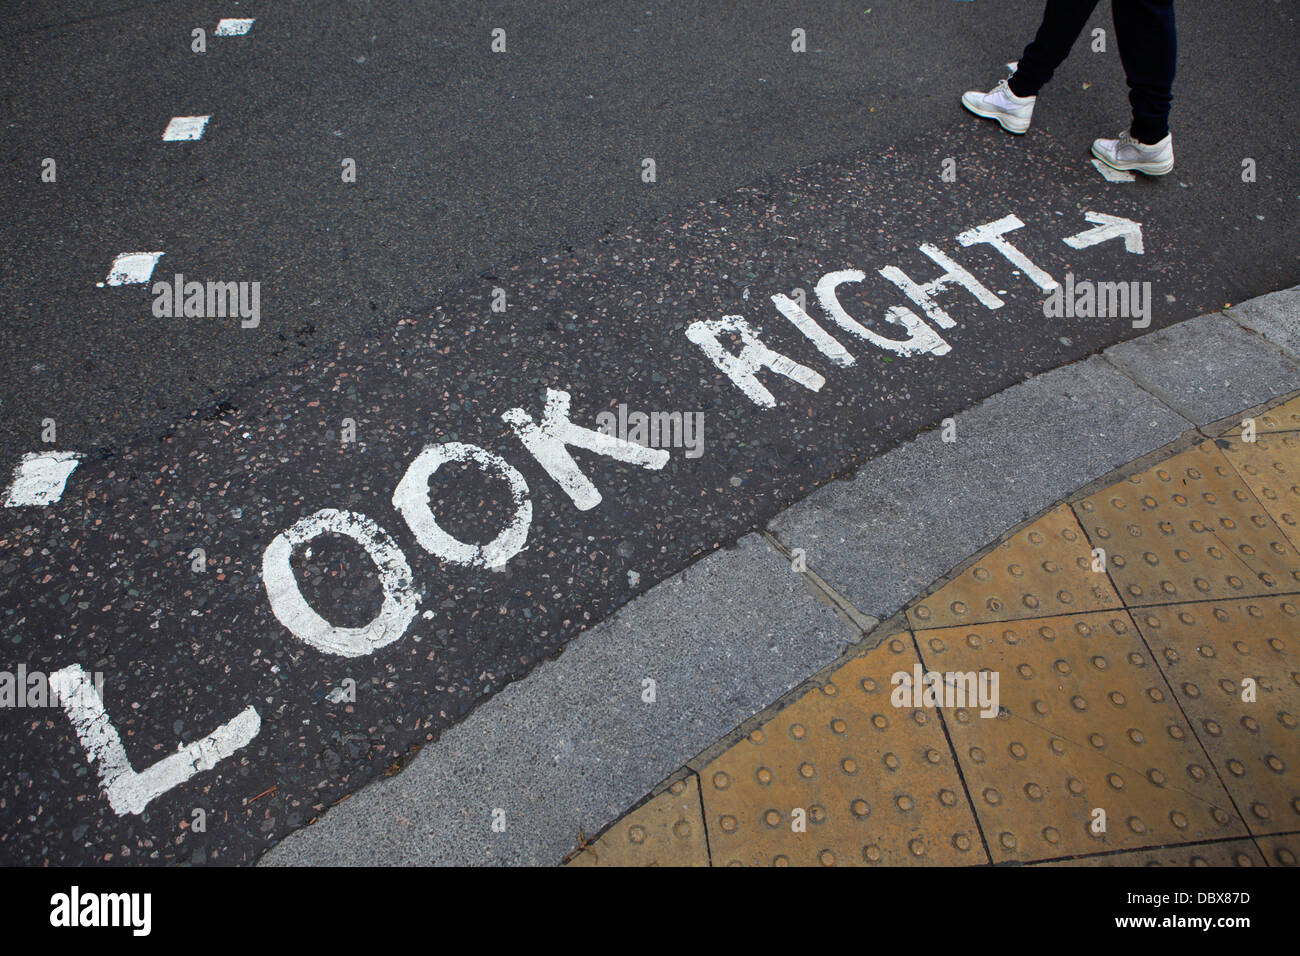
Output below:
[961,78,1036,134]
[1091,131,1174,176]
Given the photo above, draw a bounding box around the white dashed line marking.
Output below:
[162,115,210,141]
[1090,159,1137,183]
[215,18,255,36]
[2,451,83,507]
[98,251,164,286]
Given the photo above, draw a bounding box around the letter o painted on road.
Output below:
[262,508,418,658]
[393,442,532,568]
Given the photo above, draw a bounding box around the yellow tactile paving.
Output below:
[1036,838,1266,867]
[580,396,1300,867]
[909,505,1122,630]
[1132,597,1300,836]
[567,775,709,866]
[1073,441,1300,606]
[698,633,984,867]
[1220,433,1300,554]
[1219,394,1300,436]
[1255,834,1300,866]
[918,611,1246,863]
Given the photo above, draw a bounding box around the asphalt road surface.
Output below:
[0,0,1296,865]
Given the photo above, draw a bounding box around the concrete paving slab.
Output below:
[262,533,855,865]
[1103,313,1300,425]
[1229,286,1300,360]
[586,388,1300,868]
[768,356,1188,623]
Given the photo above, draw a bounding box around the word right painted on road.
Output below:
[258,210,1144,661]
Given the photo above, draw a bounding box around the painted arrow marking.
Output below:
[2,451,82,507]
[1063,211,1144,255]
[49,664,261,816]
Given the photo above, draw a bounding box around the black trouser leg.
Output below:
[1112,0,1177,143]
[1008,0,1102,97]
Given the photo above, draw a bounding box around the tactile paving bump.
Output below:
[1036,838,1266,867]
[1256,834,1300,866]
[909,505,1121,630]
[920,610,1246,863]
[1220,433,1300,554]
[568,775,709,866]
[1219,394,1300,436]
[699,633,984,866]
[1132,597,1300,836]
[1073,441,1300,606]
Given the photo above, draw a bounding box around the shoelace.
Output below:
[1116,131,1167,153]
[992,78,1033,105]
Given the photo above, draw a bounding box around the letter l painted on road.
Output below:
[49,664,260,816]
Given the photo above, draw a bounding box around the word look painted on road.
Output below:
[43,208,1141,817]
[260,210,1143,657]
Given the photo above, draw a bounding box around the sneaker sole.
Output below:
[961,96,1031,135]
[1090,144,1174,176]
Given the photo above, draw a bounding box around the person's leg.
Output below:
[961,0,1101,135]
[1009,0,1104,97]
[1111,0,1177,143]
[1090,0,1176,175]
